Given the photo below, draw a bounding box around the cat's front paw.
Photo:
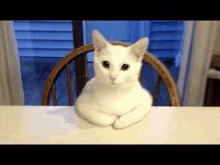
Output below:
[112,116,132,129]
[113,115,144,129]
[112,118,126,129]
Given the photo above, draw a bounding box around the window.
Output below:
[13,20,73,105]
[13,20,184,105]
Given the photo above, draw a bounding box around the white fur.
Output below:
[75,30,153,129]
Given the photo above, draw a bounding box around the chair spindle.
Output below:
[51,83,57,105]
[153,75,162,106]
[66,63,73,106]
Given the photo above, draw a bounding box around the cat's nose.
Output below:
[110,77,116,81]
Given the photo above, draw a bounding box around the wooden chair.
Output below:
[41,41,182,106]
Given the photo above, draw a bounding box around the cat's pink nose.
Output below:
[110,77,116,81]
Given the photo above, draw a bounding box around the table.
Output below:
[1,106,220,144]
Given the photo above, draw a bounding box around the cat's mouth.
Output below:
[110,81,117,86]
[111,79,118,84]
[110,79,122,85]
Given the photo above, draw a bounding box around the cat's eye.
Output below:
[102,61,109,68]
[121,64,129,71]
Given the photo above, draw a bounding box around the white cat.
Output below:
[75,30,153,129]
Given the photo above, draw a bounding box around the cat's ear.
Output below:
[130,37,149,61]
[93,30,110,51]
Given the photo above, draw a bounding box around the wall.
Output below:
[213,21,220,54]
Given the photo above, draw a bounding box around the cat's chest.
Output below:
[92,85,144,116]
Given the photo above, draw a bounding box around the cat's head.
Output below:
[92,30,149,88]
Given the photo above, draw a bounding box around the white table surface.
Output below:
[1,106,220,144]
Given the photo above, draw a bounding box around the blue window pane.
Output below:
[85,21,151,44]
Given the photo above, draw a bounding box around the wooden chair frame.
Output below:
[41,41,181,106]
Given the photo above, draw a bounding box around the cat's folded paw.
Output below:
[112,116,144,129]
[98,115,119,127]
[112,116,132,129]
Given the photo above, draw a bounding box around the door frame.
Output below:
[177,21,195,103]
[177,21,219,106]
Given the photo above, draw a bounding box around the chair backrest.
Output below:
[41,41,181,106]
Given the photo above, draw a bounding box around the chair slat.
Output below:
[169,101,171,106]
[75,54,88,97]
[66,63,73,106]
[153,75,162,106]
[51,83,57,105]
